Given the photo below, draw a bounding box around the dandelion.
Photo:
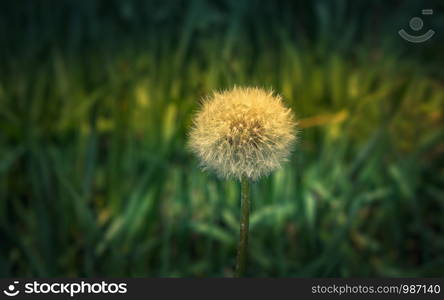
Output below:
[189,86,297,276]
[189,87,296,181]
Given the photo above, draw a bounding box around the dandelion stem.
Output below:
[235,175,250,277]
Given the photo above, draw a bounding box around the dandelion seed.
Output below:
[189,86,297,181]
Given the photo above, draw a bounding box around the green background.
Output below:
[0,0,443,277]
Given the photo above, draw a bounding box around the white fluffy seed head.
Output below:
[189,87,297,180]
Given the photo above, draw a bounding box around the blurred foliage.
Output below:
[0,0,443,277]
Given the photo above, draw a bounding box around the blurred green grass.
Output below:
[0,0,443,277]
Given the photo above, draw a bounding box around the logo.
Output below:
[3,281,19,297]
[399,9,435,43]
[3,281,127,298]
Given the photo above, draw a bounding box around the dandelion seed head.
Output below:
[189,86,297,180]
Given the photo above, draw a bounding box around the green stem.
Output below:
[235,176,250,277]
